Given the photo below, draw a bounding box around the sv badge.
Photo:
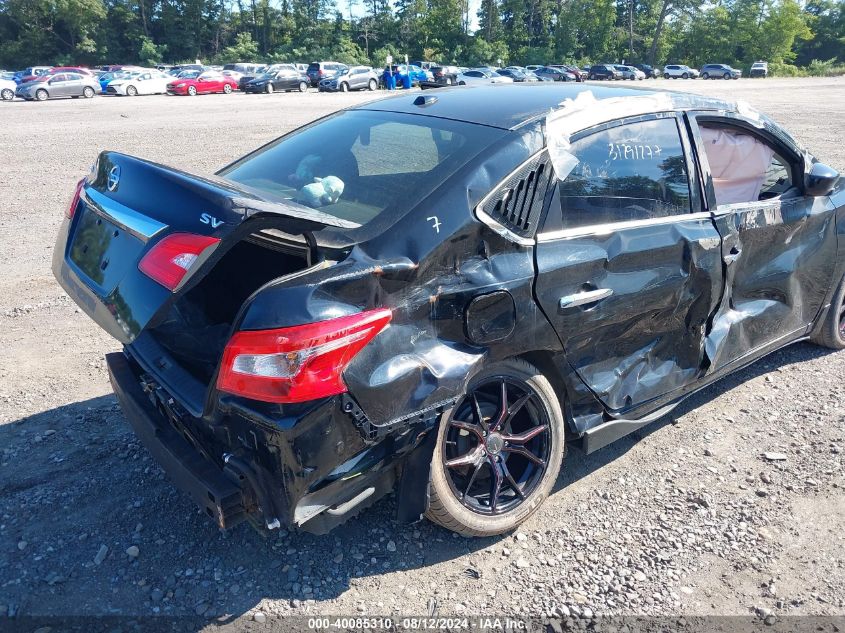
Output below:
[200,213,224,228]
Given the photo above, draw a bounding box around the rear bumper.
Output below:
[106,352,249,528]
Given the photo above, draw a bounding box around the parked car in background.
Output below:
[495,67,532,82]
[16,72,99,101]
[16,66,53,83]
[244,67,310,93]
[396,64,430,85]
[534,66,575,81]
[663,64,698,79]
[166,71,237,96]
[431,65,460,85]
[106,70,171,96]
[700,63,741,79]
[588,64,622,80]
[749,61,768,78]
[306,61,348,86]
[411,60,437,71]
[456,68,513,85]
[221,69,243,83]
[223,63,263,76]
[614,65,645,80]
[525,64,543,72]
[319,66,379,92]
[1,76,16,100]
[44,66,94,78]
[634,63,659,78]
[169,64,205,76]
[560,64,587,81]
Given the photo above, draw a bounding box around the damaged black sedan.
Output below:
[53,84,844,537]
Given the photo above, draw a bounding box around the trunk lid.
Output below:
[54,150,355,345]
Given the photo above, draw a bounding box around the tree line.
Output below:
[0,0,842,74]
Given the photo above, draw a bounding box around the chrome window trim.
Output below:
[537,211,713,242]
[82,187,168,241]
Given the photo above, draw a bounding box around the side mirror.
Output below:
[805,162,840,197]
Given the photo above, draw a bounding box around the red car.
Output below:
[166,71,237,96]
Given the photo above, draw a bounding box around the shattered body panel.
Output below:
[52,84,844,533]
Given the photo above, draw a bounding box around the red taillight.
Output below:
[66,178,85,219]
[138,233,220,291]
[217,308,392,404]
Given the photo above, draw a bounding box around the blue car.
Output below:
[385,64,429,87]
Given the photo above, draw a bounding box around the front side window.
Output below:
[549,117,692,230]
[699,123,794,205]
[220,111,499,227]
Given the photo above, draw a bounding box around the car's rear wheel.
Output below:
[368,79,377,91]
[811,274,845,350]
[187,86,197,96]
[35,89,48,101]
[446,77,453,85]
[223,83,233,94]
[589,73,596,80]
[723,72,731,80]
[701,72,710,80]
[663,72,670,79]
[1,88,14,101]
[299,81,308,92]
[83,86,95,98]
[426,358,565,537]
[340,82,349,92]
[265,83,274,94]
[682,72,689,79]
[126,85,137,96]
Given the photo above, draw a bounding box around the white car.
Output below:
[221,69,244,83]
[106,70,171,96]
[663,64,699,79]
[1,77,16,101]
[456,69,514,85]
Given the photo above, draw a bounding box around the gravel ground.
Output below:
[0,78,843,627]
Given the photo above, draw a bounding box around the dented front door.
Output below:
[688,113,838,370]
[534,114,724,414]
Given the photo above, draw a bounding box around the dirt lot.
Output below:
[0,78,843,627]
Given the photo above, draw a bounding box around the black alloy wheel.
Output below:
[427,358,565,536]
[441,378,551,515]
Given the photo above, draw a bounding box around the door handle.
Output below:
[559,287,613,309]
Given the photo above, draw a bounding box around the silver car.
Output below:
[318,65,379,92]
[17,72,99,101]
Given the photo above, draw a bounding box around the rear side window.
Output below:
[549,117,692,230]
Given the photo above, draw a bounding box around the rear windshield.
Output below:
[219,110,498,226]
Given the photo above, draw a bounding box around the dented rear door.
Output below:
[534,113,724,414]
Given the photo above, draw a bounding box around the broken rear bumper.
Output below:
[106,351,249,529]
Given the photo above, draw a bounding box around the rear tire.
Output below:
[663,72,670,79]
[682,72,689,79]
[811,274,845,350]
[223,83,232,94]
[265,83,273,94]
[83,86,95,98]
[589,73,596,80]
[0,88,12,101]
[702,72,710,80]
[35,89,48,101]
[368,79,377,91]
[426,358,565,537]
[723,72,731,80]
[340,82,349,92]
[299,81,308,92]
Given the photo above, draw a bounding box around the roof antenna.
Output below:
[413,95,438,107]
